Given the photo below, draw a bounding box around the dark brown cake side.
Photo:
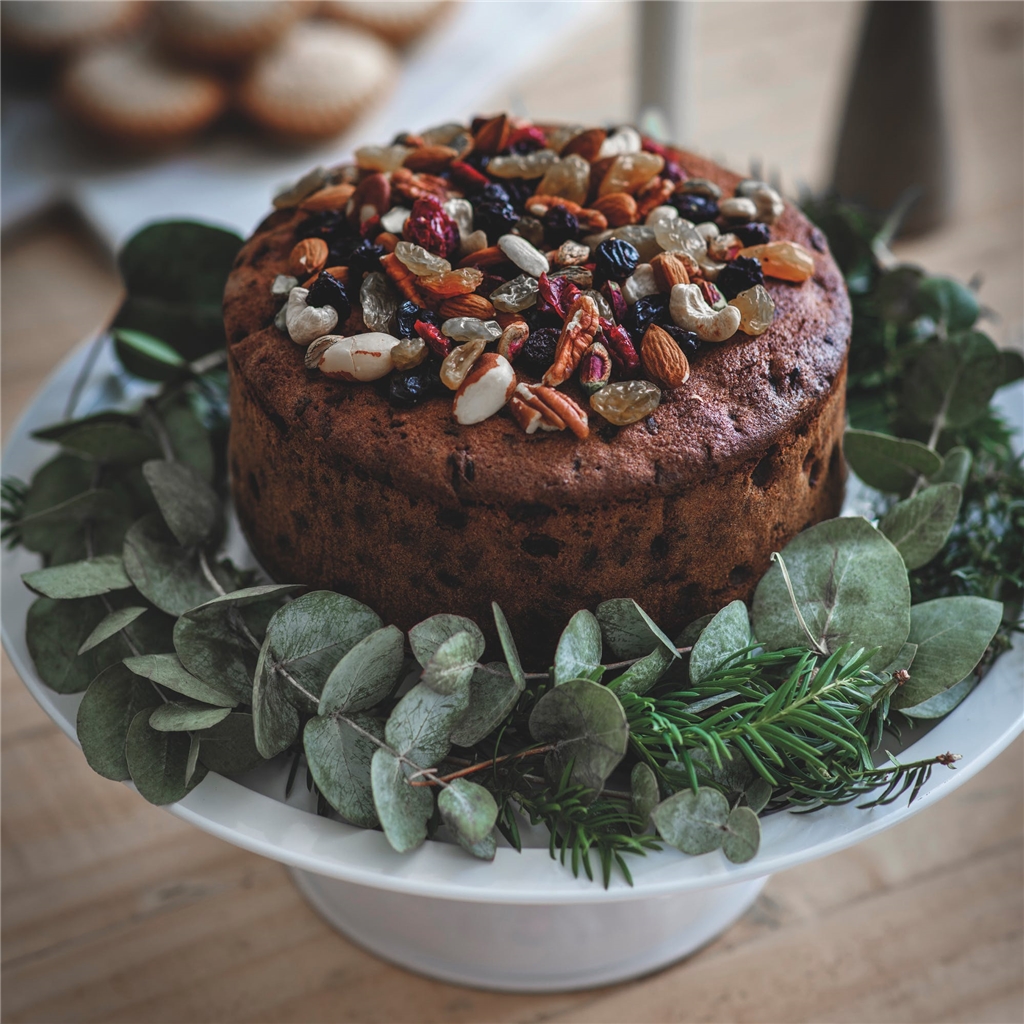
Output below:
[224,147,851,666]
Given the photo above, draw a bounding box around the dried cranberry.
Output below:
[507,125,547,154]
[670,193,718,222]
[600,280,627,323]
[625,293,670,343]
[598,320,640,375]
[389,366,443,408]
[396,301,439,338]
[449,160,490,192]
[347,239,385,278]
[656,324,702,360]
[732,222,771,247]
[595,238,640,282]
[537,273,581,320]
[520,326,560,373]
[641,137,671,159]
[542,205,579,245]
[414,319,451,358]
[306,270,351,320]
[405,195,459,259]
[359,214,382,239]
[716,256,765,300]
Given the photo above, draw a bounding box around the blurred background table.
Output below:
[3,3,1022,1021]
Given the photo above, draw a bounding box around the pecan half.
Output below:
[543,294,600,386]
[511,383,589,438]
[635,177,675,219]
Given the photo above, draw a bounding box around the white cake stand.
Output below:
[3,339,1022,992]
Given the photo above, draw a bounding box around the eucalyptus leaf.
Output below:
[689,600,752,684]
[27,596,124,694]
[690,747,755,796]
[450,662,520,748]
[843,429,943,494]
[751,516,911,671]
[930,446,972,489]
[112,328,187,382]
[606,646,675,697]
[318,625,404,715]
[553,610,603,685]
[890,596,1003,708]
[743,777,773,814]
[1001,349,1024,387]
[252,635,300,759]
[630,762,660,823]
[79,605,148,654]
[20,488,126,556]
[263,591,382,701]
[198,713,264,775]
[651,787,729,855]
[915,276,979,332]
[878,483,962,570]
[904,332,1004,429]
[457,830,497,861]
[528,678,628,793]
[900,675,976,719]
[408,614,484,668]
[123,653,237,707]
[492,602,526,691]
[371,748,434,853]
[156,393,216,483]
[596,598,678,660]
[18,453,94,553]
[677,613,715,648]
[142,459,222,548]
[76,663,155,781]
[385,681,469,767]
[47,422,162,465]
[186,732,201,785]
[22,555,132,600]
[123,514,220,615]
[150,701,232,732]
[721,806,761,863]
[421,629,484,696]
[437,778,498,846]
[304,712,382,827]
[125,707,194,805]
[884,642,918,677]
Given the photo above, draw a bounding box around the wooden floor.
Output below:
[3,3,1023,1021]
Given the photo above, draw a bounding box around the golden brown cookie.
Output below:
[1,0,146,55]
[237,21,397,142]
[320,0,453,47]
[60,40,227,147]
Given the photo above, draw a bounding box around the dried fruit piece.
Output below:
[677,177,721,199]
[414,319,452,358]
[736,241,814,282]
[590,379,661,426]
[441,317,502,343]
[730,284,776,336]
[453,352,516,424]
[497,320,529,362]
[635,178,676,220]
[439,293,496,319]
[554,240,590,267]
[394,240,452,276]
[611,224,661,262]
[641,324,691,389]
[598,152,665,196]
[579,341,612,395]
[404,195,460,259]
[355,144,411,172]
[441,338,487,390]
[392,336,428,370]
[652,219,706,261]
[716,256,765,300]
[592,192,638,228]
[418,267,484,301]
[490,274,540,313]
[443,197,474,240]
[498,234,550,277]
[601,280,627,322]
[488,149,559,179]
[318,333,400,382]
[595,238,640,282]
[550,265,594,289]
[708,232,743,263]
[390,366,443,407]
[543,294,600,386]
[537,273,581,320]
[359,272,398,334]
[536,154,590,205]
[289,237,328,277]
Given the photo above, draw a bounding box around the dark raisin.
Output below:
[346,239,384,278]
[520,326,560,372]
[306,270,351,320]
[716,256,765,300]
[542,205,579,245]
[298,210,346,240]
[662,160,686,183]
[732,222,771,247]
[521,305,563,333]
[624,293,670,343]
[395,301,441,338]
[473,193,519,242]
[656,323,702,359]
[504,178,536,213]
[462,150,491,173]
[389,364,443,408]
[670,193,718,221]
[594,238,640,282]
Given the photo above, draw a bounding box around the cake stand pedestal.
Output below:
[289,867,768,992]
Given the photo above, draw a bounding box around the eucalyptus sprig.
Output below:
[3,216,1016,887]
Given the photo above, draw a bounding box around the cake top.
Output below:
[224,114,850,506]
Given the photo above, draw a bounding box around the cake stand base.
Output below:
[289,868,769,992]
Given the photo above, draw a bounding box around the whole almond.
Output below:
[592,192,638,228]
[348,172,390,226]
[440,293,496,319]
[299,183,356,212]
[641,324,691,389]
[404,145,459,174]
[561,127,607,162]
[650,252,690,291]
[289,237,328,277]
[472,114,510,156]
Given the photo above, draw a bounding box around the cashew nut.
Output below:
[717,196,759,222]
[735,180,785,224]
[285,287,338,346]
[695,221,720,241]
[670,283,741,342]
